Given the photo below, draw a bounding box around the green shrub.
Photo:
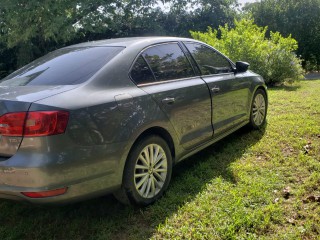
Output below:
[190,19,304,86]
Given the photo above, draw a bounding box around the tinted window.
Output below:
[0,46,124,86]
[130,56,155,85]
[185,43,233,75]
[142,43,194,81]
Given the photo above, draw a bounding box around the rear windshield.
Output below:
[0,46,124,86]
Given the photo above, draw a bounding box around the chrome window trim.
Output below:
[137,76,201,87]
[200,72,235,78]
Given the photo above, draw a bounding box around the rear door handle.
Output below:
[162,97,175,105]
[211,86,220,93]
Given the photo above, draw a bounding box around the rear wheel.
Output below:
[115,135,172,206]
[249,89,267,129]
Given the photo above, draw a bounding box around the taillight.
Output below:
[21,187,68,198]
[24,111,69,136]
[0,111,69,137]
[0,112,27,136]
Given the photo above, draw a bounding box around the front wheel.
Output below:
[249,89,268,129]
[115,135,172,206]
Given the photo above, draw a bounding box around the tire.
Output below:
[114,135,173,206]
[249,89,268,129]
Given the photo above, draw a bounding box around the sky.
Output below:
[238,0,258,5]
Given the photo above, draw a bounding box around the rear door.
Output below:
[184,42,251,136]
[130,42,213,150]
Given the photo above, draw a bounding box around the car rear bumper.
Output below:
[0,137,130,204]
[0,172,120,204]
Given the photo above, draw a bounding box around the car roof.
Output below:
[66,37,197,48]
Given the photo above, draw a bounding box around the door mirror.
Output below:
[236,61,250,73]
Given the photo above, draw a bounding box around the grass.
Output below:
[1,80,320,240]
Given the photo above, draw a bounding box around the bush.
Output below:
[190,19,304,86]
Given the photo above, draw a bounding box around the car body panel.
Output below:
[139,77,213,149]
[201,72,251,136]
[0,37,267,203]
[0,85,79,156]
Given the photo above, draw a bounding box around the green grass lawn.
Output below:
[1,80,320,240]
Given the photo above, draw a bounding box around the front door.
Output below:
[184,42,250,136]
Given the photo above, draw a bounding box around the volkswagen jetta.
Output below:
[0,37,267,205]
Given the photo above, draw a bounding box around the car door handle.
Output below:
[211,86,220,93]
[162,97,175,105]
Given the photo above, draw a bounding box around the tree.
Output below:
[246,0,320,71]
[0,0,238,78]
[160,0,238,36]
[0,0,153,76]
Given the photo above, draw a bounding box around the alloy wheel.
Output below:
[134,144,168,199]
[252,93,266,126]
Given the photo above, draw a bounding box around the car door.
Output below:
[184,42,251,136]
[130,42,213,150]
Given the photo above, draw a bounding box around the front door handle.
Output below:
[162,97,175,105]
[211,86,220,93]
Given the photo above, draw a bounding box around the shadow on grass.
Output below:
[304,72,320,80]
[269,84,301,92]
[0,125,266,240]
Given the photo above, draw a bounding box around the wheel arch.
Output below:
[249,85,268,112]
[254,85,268,110]
[256,85,268,101]
[248,85,268,129]
[118,125,177,185]
[130,126,176,163]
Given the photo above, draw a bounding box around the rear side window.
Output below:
[142,43,194,82]
[130,56,155,85]
[0,46,124,86]
[184,43,233,75]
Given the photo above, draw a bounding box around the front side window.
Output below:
[142,43,194,82]
[184,43,233,75]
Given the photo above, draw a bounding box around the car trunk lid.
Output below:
[0,85,76,102]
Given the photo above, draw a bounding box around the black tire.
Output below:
[114,135,172,206]
[249,89,268,129]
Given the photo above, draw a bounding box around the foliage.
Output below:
[0,0,238,78]
[191,19,304,85]
[245,0,320,70]
[1,80,320,239]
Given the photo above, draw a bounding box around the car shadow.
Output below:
[304,72,320,80]
[0,125,266,240]
[270,84,301,92]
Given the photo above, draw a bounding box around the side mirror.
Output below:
[236,61,250,73]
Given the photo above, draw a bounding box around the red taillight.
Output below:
[24,111,69,136]
[0,112,27,136]
[0,111,69,137]
[21,187,68,198]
